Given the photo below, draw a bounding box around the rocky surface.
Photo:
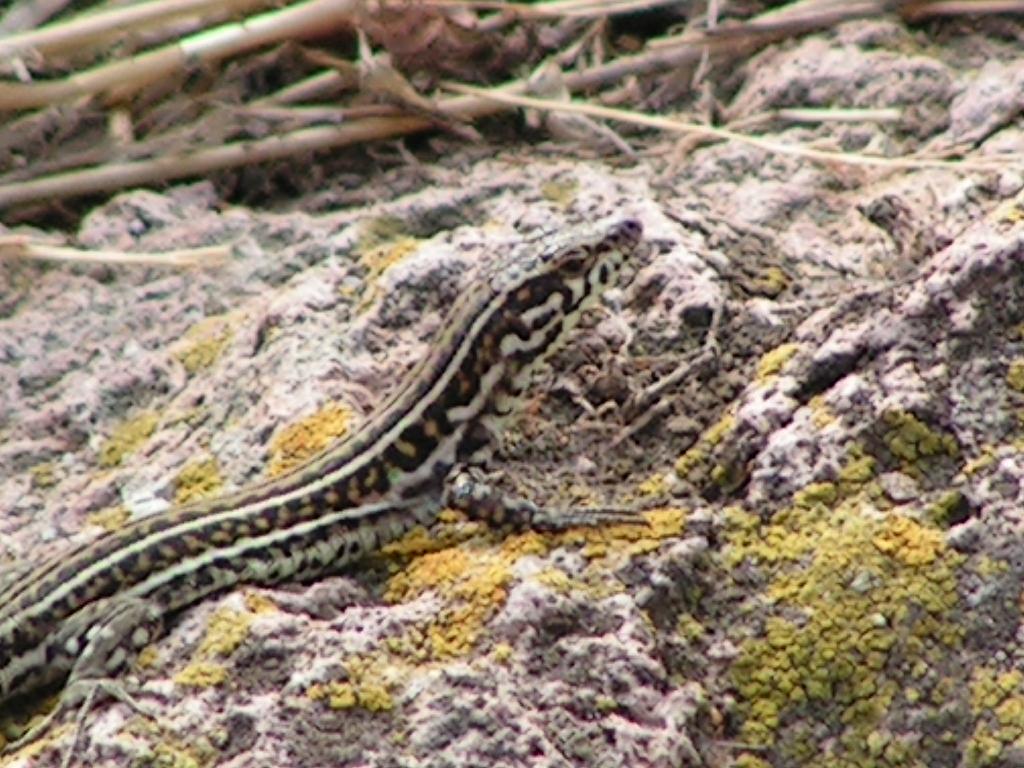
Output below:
[2,16,1024,768]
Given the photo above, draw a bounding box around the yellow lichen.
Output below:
[355,218,420,309]
[85,504,131,532]
[727,489,965,761]
[244,592,278,614]
[307,656,397,712]
[142,743,202,768]
[360,237,419,282]
[561,507,685,560]
[309,681,358,709]
[756,343,801,380]
[675,411,736,479]
[381,507,683,662]
[872,515,945,567]
[747,265,791,298]
[1007,359,1024,393]
[809,395,837,429]
[197,607,253,657]
[174,315,233,374]
[174,607,253,688]
[636,472,670,497]
[98,410,159,467]
[136,645,160,669]
[792,482,838,508]
[29,461,57,488]
[267,402,352,477]
[174,457,223,504]
[540,179,579,207]
[535,567,573,592]
[356,216,409,252]
[963,446,997,476]
[174,661,227,688]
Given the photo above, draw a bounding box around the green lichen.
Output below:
[925,490,966,526]
[677,613,706,642]
[965,667,1024,766]
[98,410,159,467]
[838,448,876,490]
[595,695,618,714]
[883,410,959,465]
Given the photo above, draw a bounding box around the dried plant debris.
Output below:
[0,0,1022,218]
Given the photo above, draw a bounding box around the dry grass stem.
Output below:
[0,115,432,208]
[419,0,678,18]
[0,0,359,111]
[0,236,230,267]
[442,83,1023,172]
[903,0,1024,18]
[0,0,73,35]
[650,0,886,49]
[0,0,273,59]
[775,107,905,125]
[253,70,351,106]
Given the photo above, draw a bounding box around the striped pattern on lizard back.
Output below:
[0,217,644,708]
